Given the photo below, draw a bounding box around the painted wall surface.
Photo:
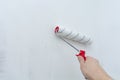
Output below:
[0,0,120,80]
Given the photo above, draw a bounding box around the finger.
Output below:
[86,56,99,63]
[81,68,88,79]
[77,56,85,65]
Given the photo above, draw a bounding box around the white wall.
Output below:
[0,0,120,80]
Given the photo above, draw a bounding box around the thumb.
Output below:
[77,56,85,65]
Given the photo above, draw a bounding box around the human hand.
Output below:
[77,56,112,80]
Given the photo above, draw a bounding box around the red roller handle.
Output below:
[76,50,86,61]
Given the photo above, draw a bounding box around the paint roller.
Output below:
[54,26,92,61]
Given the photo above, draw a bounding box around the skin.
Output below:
[77,56,112,80]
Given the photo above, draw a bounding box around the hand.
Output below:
[77,56,112,80]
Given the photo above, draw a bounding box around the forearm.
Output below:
[87,68,112,80]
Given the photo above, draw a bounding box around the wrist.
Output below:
[92,74,112,80]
